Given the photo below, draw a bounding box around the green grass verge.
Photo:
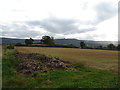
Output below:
[2,49,119,88]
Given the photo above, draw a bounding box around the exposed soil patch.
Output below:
[16,52,73,75]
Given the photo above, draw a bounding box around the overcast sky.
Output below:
[0,0,118,41]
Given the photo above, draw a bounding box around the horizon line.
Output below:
[1,37,119,42]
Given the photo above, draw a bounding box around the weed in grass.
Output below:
[73,63,85,70]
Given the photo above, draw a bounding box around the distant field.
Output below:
[16,47,118,73]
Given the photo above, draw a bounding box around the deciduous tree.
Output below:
[40,36,55,45]
[80,41,86,49]
[25,38,34,46]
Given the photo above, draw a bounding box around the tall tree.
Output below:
[117,44,120,50]
[97,45,103,49]
[25,38,34,46]
[40,36,55,45]
[80,41,86,49]
[107,43,116,50]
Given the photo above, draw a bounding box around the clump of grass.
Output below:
[2,49,20,76]
[6,44,15,49]
[73,63,85,70]
[2,49,20,87]
[54,56,59,60]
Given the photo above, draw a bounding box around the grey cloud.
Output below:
[1,17,96,39]
[1,23,44,39]
[41,18,77,34]
[75,27,96,34]
[1,20,96,37]
[26,17,96,35]
[93,2,117,24]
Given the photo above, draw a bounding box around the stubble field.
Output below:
[16,46,118,73]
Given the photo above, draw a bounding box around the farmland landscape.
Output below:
[1,0,119,89]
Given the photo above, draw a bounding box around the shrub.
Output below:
[73,63,85,70]
[6,44,14,49]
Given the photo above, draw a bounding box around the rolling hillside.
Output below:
[1,38,118,47]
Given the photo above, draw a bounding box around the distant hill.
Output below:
[1,38,119,47]
[55,39,118,47]
[1,38,40,45]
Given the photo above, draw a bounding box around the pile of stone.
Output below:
[16,52,73,75]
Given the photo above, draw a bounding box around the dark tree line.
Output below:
[24,36,120,51]
[25,36,55,46]
[80,41,120,50]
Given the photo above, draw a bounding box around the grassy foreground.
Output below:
[16,47,118,73]
[2,48,119,88]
